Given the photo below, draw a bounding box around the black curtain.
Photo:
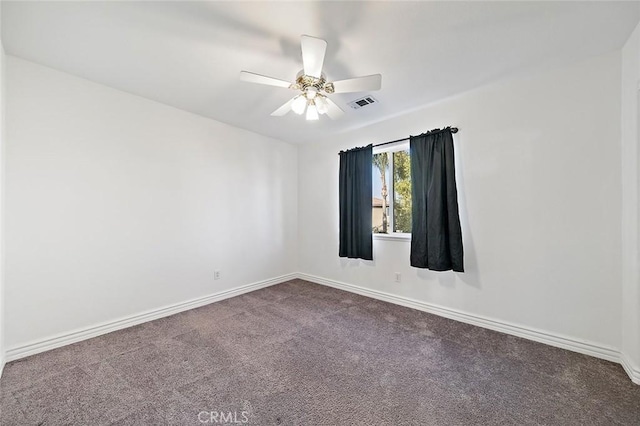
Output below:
[339,145,373,260]
[410,128,464,272]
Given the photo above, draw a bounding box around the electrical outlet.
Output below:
[214,270,221,280]
[395,272,401,283]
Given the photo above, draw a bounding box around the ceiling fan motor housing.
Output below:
[294,71,334,94]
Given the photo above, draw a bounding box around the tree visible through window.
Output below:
[372,145,411,234]
[393,149,411,233]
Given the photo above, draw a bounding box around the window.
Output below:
[372,143,412,235]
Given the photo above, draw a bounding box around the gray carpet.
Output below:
[1,279,639,425]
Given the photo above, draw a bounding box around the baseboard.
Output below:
[5,273,297,362]
[620,353,640,385]
[5,271,638,385]
[297,273,621,364]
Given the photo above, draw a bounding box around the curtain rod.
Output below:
[373,126,458,148]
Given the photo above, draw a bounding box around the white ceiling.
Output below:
[2,1,639,144]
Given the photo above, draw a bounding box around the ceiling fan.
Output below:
[240,35,382,121]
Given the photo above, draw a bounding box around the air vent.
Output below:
[348,95,378,110]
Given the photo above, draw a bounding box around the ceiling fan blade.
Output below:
[324,97,344,120]
[301,35,327,78]
[331,74,382,93]
[271,97,295,116]
[240,71,292,88]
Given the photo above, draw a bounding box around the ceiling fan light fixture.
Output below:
[306,88,317,100]
[306,102,319,121]
[291,95,307,115]
[315,95,329,114]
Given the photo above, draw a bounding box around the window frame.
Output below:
[372,141,412,241]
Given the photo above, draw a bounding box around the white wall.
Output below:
[5,57,298,350]
[1,38,633,382]
[299,52,622,354]
[0,3,6,375]
[621,21,640,382]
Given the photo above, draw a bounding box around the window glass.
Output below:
[393,149,411,233]
[372,147,411,234]
[372,152,390,233]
